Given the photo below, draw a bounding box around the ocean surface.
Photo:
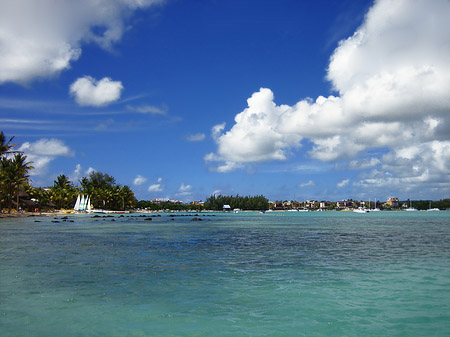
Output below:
[1,211,449,336]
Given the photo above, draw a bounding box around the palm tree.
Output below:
[0,131,18,157]
[52,175,77,209]
[119,185,136,210]
[0,157,15,212]
[11,154,34,212]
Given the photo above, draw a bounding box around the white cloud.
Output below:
[349,158,380,170]
[70,76,123,107]
[0,0,164,84]
[176,183,192,196]
[206,0,450,192]
[69,164,97,182]
[337,179,350,188]
[19,138,73,157]
[186,133,206,142]
[148,177,163,192]
[299,180,315,188]
[86,167,96,175]
[69,164,82,183]
[18,138,73,176]
[133,174,148,186]
[212,123,226,141]
[212,189,222,196]
[126,104,168,115]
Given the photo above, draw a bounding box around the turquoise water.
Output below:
[1,211,449,336]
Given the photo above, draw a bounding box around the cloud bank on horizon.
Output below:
[206,0,450,193]
[0,0,163,85]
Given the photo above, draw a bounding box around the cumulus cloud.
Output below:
[337,179,350,188]
[69,164,96,182]
[206,0,450,192]
[133,174,148,186]
[176,183,192,196]
[18,138,73,176]
[0,0,164,84]
[70,76,123,107]
[148,177,163,192]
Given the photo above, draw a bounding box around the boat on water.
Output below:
[353,207,369,213]
[405,198,418,211]
[73,194,93,213]
[427,201,440,211]
[370,198,380,211]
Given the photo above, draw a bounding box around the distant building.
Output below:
[319,201,330,209]
[336,200,354,209]
[387,197,399,208]
[223,204,231,211]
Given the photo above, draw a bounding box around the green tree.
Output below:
[0,154,33,213]
[12,154,34,211]
[79,171,136,210]
[0,157,16,212]
[0,131,18,157]
[51,174,77,209]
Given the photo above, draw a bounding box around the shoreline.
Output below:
[0,210,68,218]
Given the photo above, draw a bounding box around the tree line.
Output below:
[0,131,136,213]
[204,194,269,211]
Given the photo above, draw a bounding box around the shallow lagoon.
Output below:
[1,211,450,336]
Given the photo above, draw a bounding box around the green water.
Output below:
[1,211,449,336]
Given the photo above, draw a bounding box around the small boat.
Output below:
[427,201,440,212]
[353,207,368,213]
[405,198,418,211]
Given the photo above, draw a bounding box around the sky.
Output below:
[1,0,449,203]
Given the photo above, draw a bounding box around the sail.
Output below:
[74,195,81,211]
[86,197,91,212]
[80,195,86,211]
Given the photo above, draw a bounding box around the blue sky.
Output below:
[1,0,449,202]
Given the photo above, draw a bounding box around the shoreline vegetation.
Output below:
[1,131,449,216]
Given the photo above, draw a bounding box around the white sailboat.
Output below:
[371,198,380,211]
[86,197,92,213]
[80,195,86,211]
[74,195,81,211]
[73,194,92,212]
[353,207,369,213]
[405,199,417,211]
[427,201,440,212]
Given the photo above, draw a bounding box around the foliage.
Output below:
[136,200,204,211]
[50,174,77,209]
[204,194,269,211]
[78,172,136,210]
[0,138,34,213]
[402,199,450,211]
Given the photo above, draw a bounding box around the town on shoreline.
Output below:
[2,131,449,215]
